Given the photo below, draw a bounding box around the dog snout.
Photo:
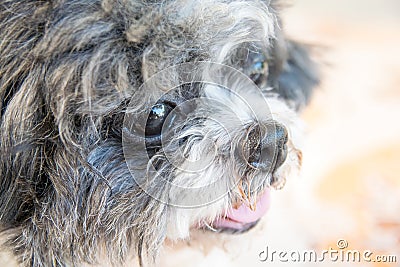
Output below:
[246,122,288,172]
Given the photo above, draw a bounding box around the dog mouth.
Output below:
[203,189,271,233]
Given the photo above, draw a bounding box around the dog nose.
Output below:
[246,122,288,172]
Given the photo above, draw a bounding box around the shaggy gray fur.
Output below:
[0,0,319,266]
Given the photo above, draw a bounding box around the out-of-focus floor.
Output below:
[281,0,400,265]
[161,1,400,266]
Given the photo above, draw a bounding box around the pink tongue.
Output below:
[213,189,271,229]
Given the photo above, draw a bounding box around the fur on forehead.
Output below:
[25,0,279,114]
[122,0,277,78]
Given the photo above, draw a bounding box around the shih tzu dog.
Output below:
[0,0,319,266]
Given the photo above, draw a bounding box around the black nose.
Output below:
[246,122,288,172]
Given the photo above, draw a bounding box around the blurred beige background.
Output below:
[279,0,400,265]
[2,0,400,266]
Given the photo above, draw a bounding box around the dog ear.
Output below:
[276,40,320,110]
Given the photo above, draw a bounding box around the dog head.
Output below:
[0,0,319,266]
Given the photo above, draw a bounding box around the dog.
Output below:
[0,0,319,266]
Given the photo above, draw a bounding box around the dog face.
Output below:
[0,0,319,266]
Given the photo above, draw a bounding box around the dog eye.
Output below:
[145,102,174,137]
[248,59,268,87]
